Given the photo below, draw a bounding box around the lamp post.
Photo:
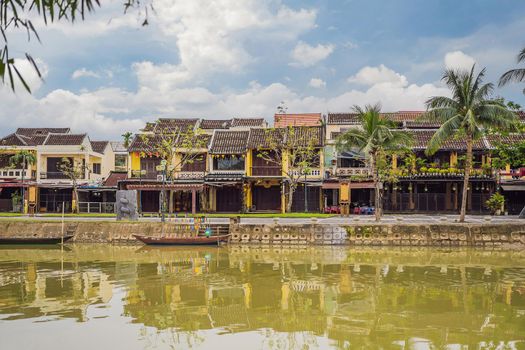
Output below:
[21,153,26,214]
[160,159,167,222]
[304,172,308,212]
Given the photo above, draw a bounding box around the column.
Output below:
[191,189,197,215]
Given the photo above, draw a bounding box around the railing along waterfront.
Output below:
[78,202,115,213]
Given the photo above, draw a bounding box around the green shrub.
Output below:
[485,193,504,214]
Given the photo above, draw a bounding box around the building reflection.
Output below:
[0,245,524,349]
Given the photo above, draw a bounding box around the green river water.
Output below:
[0,245,524,349]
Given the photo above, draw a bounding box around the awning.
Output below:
[349,182,375,189]
[127,183,204,191]
[501,184,525,191]
[0,182,31,188]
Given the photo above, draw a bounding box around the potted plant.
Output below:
[485,193,505,215]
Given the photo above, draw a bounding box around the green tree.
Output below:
[424,65,518,222]
[499,47,525,94]
[336,104,412,221]
[1,0,148,92]
[122,131,133,149]
[58,157,86,213]
[255,126,321,213]
[9,150,36,213]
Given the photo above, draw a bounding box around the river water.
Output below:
[0,245,524,349]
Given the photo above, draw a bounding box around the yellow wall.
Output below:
[245,150,253,176]
[282,150,289,176]
[130,152,141,171]
[450,152,458,167]
[392,154,397,169]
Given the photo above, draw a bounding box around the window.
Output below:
[115,154,127,170]
[93,163,101,174]
[213,155,245,171]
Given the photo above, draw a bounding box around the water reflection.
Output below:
[0,245,524,349]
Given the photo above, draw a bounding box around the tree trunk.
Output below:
[72,184,79,214]
[286,184,295,213]
[371,154,381,222]
[459,135,473,222]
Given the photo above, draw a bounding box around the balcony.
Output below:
[40,172,81,180]
[336,167,371,177]
[290,168,322,177]
[251,166,281,176]
[174,171,206,180]
[130,170,159,179]
[0,169,31,179]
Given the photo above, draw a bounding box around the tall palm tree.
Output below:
[10,150,37,213]
[499,47,525,94]
[425,65,517,222]
[337,104,412,221]
[122,132,133,149]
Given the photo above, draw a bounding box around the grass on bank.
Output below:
[0,212,335,218]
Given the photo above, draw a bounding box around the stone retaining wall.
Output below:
[230,223,525,247]
[0,220,523,246]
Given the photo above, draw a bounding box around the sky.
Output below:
[2,0,525,140]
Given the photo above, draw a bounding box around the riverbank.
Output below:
[0,218,523,247]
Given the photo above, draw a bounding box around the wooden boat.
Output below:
[0,235,74,245]
[133,234,230,246]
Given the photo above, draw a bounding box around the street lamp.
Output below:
[159,159,167,222]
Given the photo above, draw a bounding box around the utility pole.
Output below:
[304,172,308,212]
[160,159,167,222]
[21,154,25,214]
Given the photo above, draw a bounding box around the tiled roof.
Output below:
[274,113,322,127]
[408,130,487,150]
[230,118,266,128]
[327,113,360,125]
[103,171,128,187]
[90,141,109,154]
[247,126,323,149]
[247,128,283,149]
[200,119,232,129]
[486,133,525,148]
[405,121,442,129]
[209,130,249,154]
[128,134,168,152]
[110,141,127,153]
[43,133,87,146]
[141,119,199,133]
[16,128,70,136]
[128,133,211,152]
[0,133,27,146]
[289,126,324,147]
[384,111,424,122]
[327,111,425,125]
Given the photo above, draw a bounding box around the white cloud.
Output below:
[1,60,451,139]
[290,41,335,67]
[444,51,476,70]
[309,78,326,88]
[348,64,408,86]
[72,68,100,79]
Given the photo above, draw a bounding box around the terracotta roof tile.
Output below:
[230,118,266,128]
[44,133,87,146]
[90,141,109,153]
[0,133,27,146]
[327,113,360,125]
[128,133,211,152]
[486,133,525,148]
[209,130,249,154]
[404,121,442,129]
[274,113,322,127]
[247,126,323,149]
[200,119,232,129]
[103,171,128,187]
[407,130,486,150]
[247,128,283,149]
[16,128,70,136]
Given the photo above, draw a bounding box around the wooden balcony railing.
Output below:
[336,167,371,177]
[40,172,81,180]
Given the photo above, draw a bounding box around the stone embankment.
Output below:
[0,219,524,246]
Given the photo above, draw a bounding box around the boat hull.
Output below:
[133,234,230,245]
[0,235,74,245]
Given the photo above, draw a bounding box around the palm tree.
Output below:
[9,150,37,213]
[337,104,412,221]
[122,132,133,149]
[499,47,525,94]
[425,65,518,222]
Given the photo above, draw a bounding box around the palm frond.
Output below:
[518,47,525,63]
[426,116,462,155]
[498,68,525,87]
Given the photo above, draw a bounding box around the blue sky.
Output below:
[2,0,525,139]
